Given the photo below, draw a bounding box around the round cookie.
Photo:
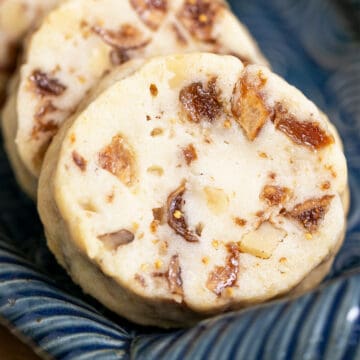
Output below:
[38,53,348,327]
[3,0,268,198]
[2,75,38,196]
[0,0,60,102]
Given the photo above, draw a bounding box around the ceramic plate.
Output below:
[0,0,359,359]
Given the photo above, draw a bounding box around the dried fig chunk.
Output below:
[152,207,165,223]
[234,217,247,227]
[98,229,135,250]
[167,255,183,296]
[231,74,269,141]
[179,77,221,123]
[92,24,151,65]
[98,134,136,186]
[30,70,66,96]
[207,242,239,296]
[149,83,159,97]
[260,185,289,206]
[31,118,58,140]
[177,0,225,42]
[272,103,334,150]
[182,144,197,165]
[167,183,199,242]
[72,151,87,171]
[130,0,167,30]
[239,222,286,259]
[286,195,334,233]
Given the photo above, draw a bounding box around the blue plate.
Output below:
[1,1,360,359]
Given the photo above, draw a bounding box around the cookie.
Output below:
[0,0,60,102]
[38,53,347,327]
[3,0,267,198]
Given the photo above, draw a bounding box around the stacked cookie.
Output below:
[0,0,61,104]
[2,0,267,198]
[1,0,348,328]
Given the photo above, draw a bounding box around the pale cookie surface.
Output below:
[2,75,38,196]
[38,54,348,327]
[10,0,267,197]
[0,0,60,101]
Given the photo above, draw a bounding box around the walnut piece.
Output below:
[177,0,225,42]
[98,134,136,186]
[166,255,183,296]
[30,70,66,96]
[239,222,286,259]
[204,186,229,215]
[98,229,135,251]
[207,242,239,296]
[153,255,183,296]
[179,77,222,123]
[167,183,199,242]
[130,0,167,30]
[287,195,334,233]
[231,75,269,141]
[272,103,334,150]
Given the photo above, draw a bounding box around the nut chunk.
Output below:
[130,0,167,30]
[167,255,183,296]
[207,243,239,296]
[98,134,136,186]
[239,222,286,259]
[287,195,334,233]
[30,70,66,96]
[272,103,334,150]
[177,0,225,42]
[167,183,199,242]
[204,186,229,215]
[98,229,135,251]
[179,77,222,123]
[231,75,269,141]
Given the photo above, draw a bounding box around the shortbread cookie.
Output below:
[2,75,38,196]
[38,54,347,327]
[0,0,60,102]
[4,0,267,198]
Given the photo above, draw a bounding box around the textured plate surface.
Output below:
[0,0,360,359]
